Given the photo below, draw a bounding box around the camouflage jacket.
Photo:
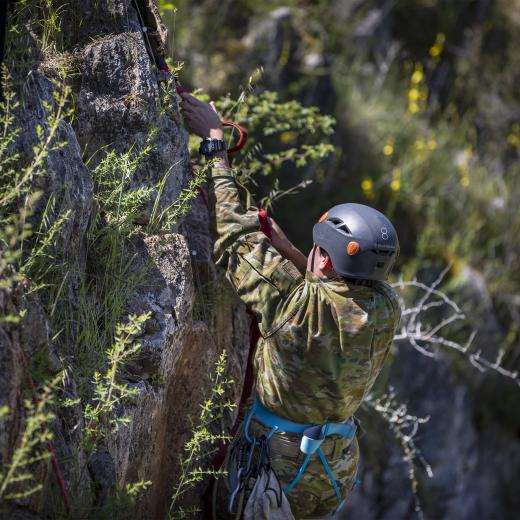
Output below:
[210,164,401,424]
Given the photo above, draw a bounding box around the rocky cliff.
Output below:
[0,1,249,518]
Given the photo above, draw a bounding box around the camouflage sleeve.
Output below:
[210,164,304,334]
[366,283,402,389]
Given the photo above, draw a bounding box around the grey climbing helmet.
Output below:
[312,203,399,281]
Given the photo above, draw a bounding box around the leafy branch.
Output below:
[168,350,236,519]
[0,374,62,502]
[82,313,151,448]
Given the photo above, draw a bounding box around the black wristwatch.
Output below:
[199,137,226,157]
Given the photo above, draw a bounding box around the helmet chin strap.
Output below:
[311,244,318,273]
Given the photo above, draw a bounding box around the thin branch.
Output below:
[365,389,432,520]
[392,270,519,387]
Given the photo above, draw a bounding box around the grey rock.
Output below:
[1,1,250,518]
[88,446,117,504]
[76,30,191,223]
[18,72,94,275]
[342,344,520,520]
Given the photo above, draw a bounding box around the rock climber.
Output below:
[181,92,401,519]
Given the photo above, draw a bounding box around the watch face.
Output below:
[200,138,224,155]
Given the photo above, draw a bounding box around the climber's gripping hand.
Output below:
[180,92,224,141]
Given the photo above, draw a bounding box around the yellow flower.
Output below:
[383,143,394,156]
[411,68,424,85]
[408,88,420,102]
[460,175,470,187]
[427,137,437,150]
[160,1,177,11]
[414,139,425,151]
[507,123,520,149]
[361,177,375,199]
[280,131,297,144]
[391,168,401,192]
[429,45,441,57]
[361,177,373,191]
[508,134,520,147]
[429,33,446,59]
[391,179,401,191]
[409,102,419,113]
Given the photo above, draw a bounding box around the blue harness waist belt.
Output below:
[243,398,357,509]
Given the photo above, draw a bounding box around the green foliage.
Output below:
[91,143,156,235]
[213,84,335,210]
[0,81,69,212]
[158,0,177,12]
[82,313,150,449]
[186,71,335,211]
[4,0,62,72]
[0,67,71,294]
[77,478,153,520]
[168,351,235,519]
[0,374,61,502]
[21,197,71,285]
[0,60,203,513]
[148,160,209,233]
[0,64,158,512]
[0,65,72,336]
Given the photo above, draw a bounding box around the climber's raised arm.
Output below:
[180,92,304,333]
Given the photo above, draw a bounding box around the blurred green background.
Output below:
[158,2,520,516]
[160,0,520,365]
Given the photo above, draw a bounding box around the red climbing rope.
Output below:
[208,208,272,496]
[18,349,71,514]
[258,208,273,240]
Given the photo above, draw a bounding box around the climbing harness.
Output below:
[132,0,248,154]
[240,398,357,511]
[216,396,358,518]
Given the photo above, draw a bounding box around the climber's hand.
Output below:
[180,93,223,140]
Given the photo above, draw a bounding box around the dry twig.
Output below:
[366,389,432,520]
[392,267,519,387]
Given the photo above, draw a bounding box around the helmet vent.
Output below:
[328,218,351,235]
[372,248,395,256]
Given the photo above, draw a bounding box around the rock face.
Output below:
[19,71,94,285]
[0,1,249,518]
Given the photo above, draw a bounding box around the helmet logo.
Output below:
[347,241,360,256]
[381,227,389,240]
[318,211,329,223]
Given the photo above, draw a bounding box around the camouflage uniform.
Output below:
[210,165,401,519]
